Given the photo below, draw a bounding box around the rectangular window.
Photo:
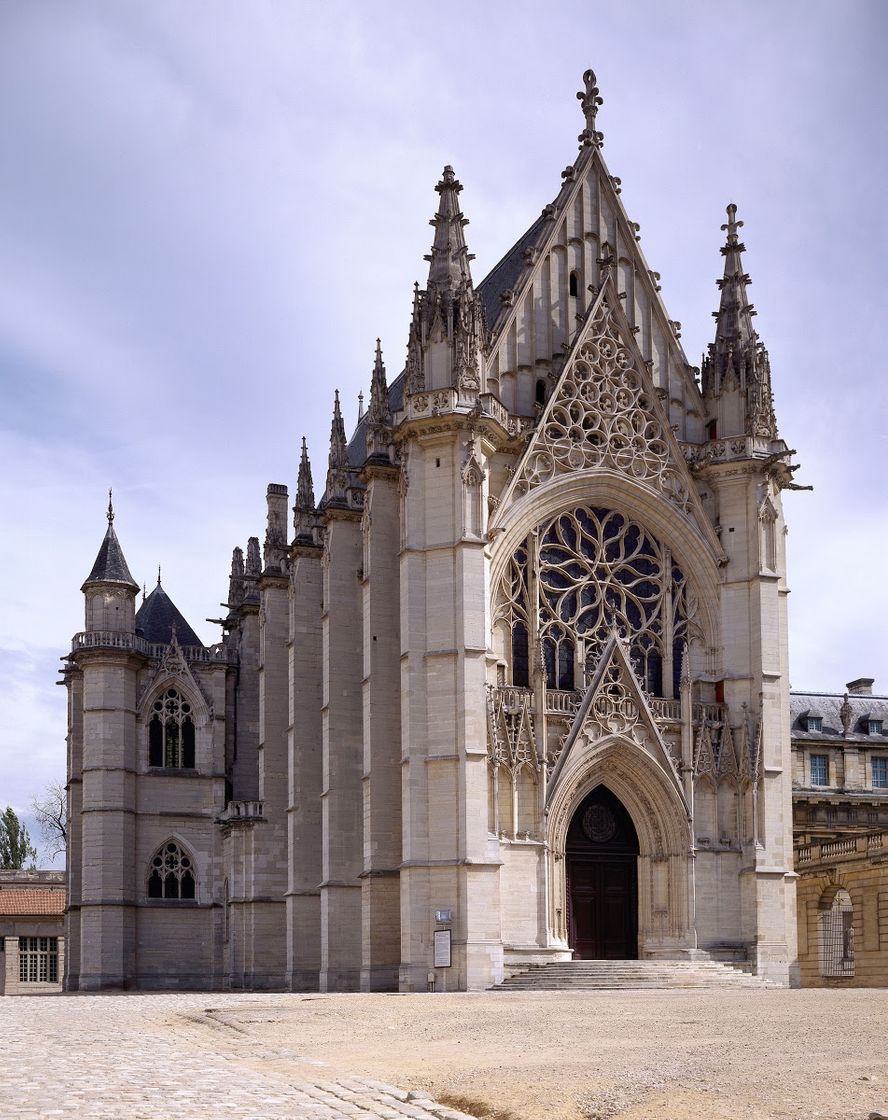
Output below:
[18,936,58,983]
[810,754,829,786]
[806,716,822,732]
[873,757,888,789]
[0,936,4,952]
[868,720,883,736]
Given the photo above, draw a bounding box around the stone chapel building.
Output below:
[63,71,802,991]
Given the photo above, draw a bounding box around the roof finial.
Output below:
[107,488,114,524]
[721,202,744,249]
[577,69,604,148]
[357,390,364,421]
[142,582,146,603]
[157,565,161,586]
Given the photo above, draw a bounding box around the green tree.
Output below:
[0,806,38,870]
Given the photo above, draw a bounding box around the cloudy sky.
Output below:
[1,1,884,865]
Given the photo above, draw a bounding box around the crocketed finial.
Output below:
[107,489,114,523]
[577,69,604,148]
[721,203,744,249]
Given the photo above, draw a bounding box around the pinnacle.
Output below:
[368,338,391,427]
[425,164,474,290]
[295,436,315,512]
[329,390,348,469]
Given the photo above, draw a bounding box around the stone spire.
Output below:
[82,490,140,593]
[325,390,350,504]
[293,437,321,544]
[406,167,485,396]
[701,204,777,440]
[365,339,394,462]
[228,545,245,608]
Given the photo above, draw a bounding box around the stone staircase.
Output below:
[495,959,781,991]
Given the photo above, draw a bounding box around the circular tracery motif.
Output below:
[582,803,616,843]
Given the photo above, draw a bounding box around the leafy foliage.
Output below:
[0,806,38,870]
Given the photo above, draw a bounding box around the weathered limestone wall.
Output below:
[287,546,323,990]
[360,467,402,991]
[320,511,364,990]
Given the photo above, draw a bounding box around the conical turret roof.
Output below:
[135,578,203,647]
[82,494,139,593]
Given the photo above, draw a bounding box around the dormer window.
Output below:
[806,715,823,733]
[868,719,883,736]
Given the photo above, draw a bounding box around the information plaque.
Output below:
[433,928,452,968]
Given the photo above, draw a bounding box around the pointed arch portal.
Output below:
[566,786,639,959]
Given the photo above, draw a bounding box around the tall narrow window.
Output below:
[810,754,829,786]
[148,688,195,769]
[535,379,547,407]
[872,757,888,788]
[147,840,196,900]
[569,271,579,298]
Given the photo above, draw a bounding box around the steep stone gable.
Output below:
[490,279,724,562]
[482,146,704,442]
[547,632,688,810]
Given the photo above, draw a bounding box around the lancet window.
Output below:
[496,506,696,698]
[148,688,196,769]
[147,840,196,900]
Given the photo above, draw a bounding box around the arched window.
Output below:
[147,840,196,900]
[819,888,854,978]
[569,271,579,298]
[535,379,547,407]
[148,688,196,769]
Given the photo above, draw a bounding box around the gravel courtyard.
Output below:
[1,989,886,1120]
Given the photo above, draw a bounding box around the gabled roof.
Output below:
[135,582,203,648]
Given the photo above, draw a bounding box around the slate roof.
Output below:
[345,370,405,469]
[82,523,139,591]
[0,889,66,916]
[476,214,547,338]
[136,583,203,648]
[790,689,888,744]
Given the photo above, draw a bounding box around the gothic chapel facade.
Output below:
[64,72,801,991]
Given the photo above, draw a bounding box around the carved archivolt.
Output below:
[508,294,690,512]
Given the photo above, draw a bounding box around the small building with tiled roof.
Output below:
[0,871,65,995]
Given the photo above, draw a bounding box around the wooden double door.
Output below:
[566,786,639,960]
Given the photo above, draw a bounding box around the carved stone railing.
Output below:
[795,832,887,866]
[680,435,774,468]
[217,800,264,825]
[404,388,460,421]
[72,631,234,663]
[545,690,580,715]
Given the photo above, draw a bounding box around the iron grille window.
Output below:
[18,937,58,983]
[873,757,888,789]
[810,754,829,786]
[820,890,854,978]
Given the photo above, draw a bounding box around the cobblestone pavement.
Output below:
[0,994,475,1120]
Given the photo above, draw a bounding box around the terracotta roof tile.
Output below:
[0,889,66,916]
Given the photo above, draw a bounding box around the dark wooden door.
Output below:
[566,786,639,960]
[569,855,637,959]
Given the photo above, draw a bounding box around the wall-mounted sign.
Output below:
[433,929,452,968]
[434,909,453,923]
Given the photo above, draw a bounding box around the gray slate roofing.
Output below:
[476,214,547,336]
[345,370,405,469]
[790,689,888,744]
[82,523,139,591]
[135,583,203,648]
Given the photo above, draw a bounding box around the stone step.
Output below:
[495,959,780,991]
